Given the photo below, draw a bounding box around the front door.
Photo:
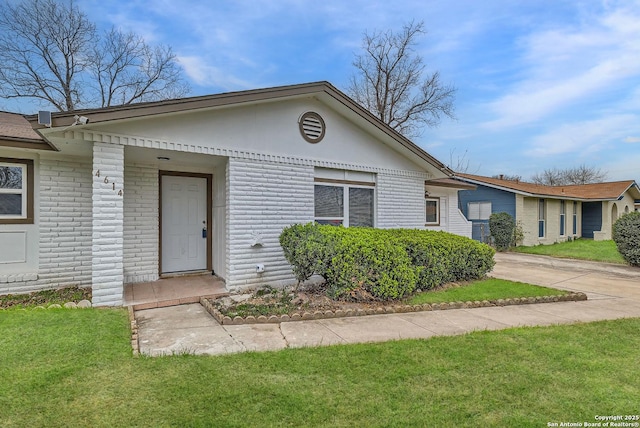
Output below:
[161,174,208,273]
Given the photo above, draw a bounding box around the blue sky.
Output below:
[5,0,640,182]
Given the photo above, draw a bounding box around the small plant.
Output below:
[612,211,640,266]
[489,212,515,251]
[512,221,525,247]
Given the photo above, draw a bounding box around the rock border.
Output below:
[0,299,92,311]
[128,306,139,356]
[201,292,588,325]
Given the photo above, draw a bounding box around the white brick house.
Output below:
[1,82,473,306]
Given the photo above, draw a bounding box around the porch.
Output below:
[124,274,228,310]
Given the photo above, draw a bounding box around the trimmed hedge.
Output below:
[489,212,516,251]
[280,223,495,300]
[613,211,640,267]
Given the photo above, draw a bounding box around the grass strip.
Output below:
[407,278,567,305]
[513,239,625,264]
[1,308,638,427]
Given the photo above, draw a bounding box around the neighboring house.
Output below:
[456,173,640,246]
[0,82,474,306]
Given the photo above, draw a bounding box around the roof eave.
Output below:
[26,81,451,174]
[0,136,57,151]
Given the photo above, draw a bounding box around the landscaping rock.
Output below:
[77,300,92,308]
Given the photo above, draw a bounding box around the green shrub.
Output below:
[280,224,496,300]
[386,229,495,289]
[324,228,417,299]
[612,211,640,266]
[489,212,515,251]
[279,223,333,283]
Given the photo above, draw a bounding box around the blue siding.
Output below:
[459,185,516,242]
[582,201,602,238]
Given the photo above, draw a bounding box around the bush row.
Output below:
[613,211,640,267]
[280,223,495,300]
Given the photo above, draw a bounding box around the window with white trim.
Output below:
[314,183,374,227]
[560,200,566,236]
[0,158,33,224]
[538,199,546,238]
[425,198,439,225]
[467,201,491,220]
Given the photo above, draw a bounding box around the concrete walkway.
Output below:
[135,253,640,356]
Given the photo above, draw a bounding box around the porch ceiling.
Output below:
[125,146,227,168]
[39,139,226,168]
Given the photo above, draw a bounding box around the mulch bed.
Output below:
[202,284,587,325]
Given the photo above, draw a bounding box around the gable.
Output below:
[31,82,452,178]
[65,97,438,175]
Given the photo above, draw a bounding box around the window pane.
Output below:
[349,187,374,227]
[314,185,343,218]
[0,194,22,215]
[0,166,23,189]
[479,202,492,220]
[538,199,545,220]
[315,219,343,226]
[426,200,438,223]
[468,202,480,220]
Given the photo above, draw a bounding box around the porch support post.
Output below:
[91,142,124,306]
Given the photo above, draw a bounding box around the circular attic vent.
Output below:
[299,111,326,143]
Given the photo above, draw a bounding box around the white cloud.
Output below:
[623,136,640,143]
[177,56,254,90]
[483,3,640,130]
[525,114,637,157]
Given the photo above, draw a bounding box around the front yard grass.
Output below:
[513,239,625,264]
[1,308,638,427]
[407,278,567,305]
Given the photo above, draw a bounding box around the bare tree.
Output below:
[347,21,456,137]
[449,148,480,174]
[0,0,189,111]
[91,27,189,107]
[531,165,607,186]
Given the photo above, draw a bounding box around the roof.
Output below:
[0,111,56,150]
[456,173,640,201]
[25,81,452,175]
[425,177,476,190]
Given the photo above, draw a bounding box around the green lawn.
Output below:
[514,239,626,264]
[1,308,638,427]
[407,278,567,305]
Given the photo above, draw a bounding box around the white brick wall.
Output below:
[0,156,93,295]
[123,163,159,283]
[226,157,314,291]
[91,143,124,306]
[377,174,425,228]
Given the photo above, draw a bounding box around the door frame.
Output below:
[159,170,213,275]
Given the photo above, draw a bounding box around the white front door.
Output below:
[161,175,208,273]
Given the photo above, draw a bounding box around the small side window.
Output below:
[425,198,439,225]
[0,158,33,224]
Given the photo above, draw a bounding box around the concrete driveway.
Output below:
[135,253,640,356]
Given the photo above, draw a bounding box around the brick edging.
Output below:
[200,293,588,325]
[128,306,139,356]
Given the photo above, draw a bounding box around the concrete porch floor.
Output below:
[124,274,228,310]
